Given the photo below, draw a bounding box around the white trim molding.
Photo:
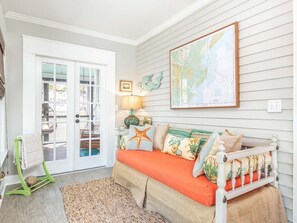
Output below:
[6,11,136,45]
[4,0,212,46]
[293,0,297,222]
[136,0,213,45]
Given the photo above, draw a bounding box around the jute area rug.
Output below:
[60,177,170,223]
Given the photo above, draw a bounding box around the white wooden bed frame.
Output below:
[215,135,279,223]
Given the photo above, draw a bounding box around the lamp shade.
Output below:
[121,95,142,110]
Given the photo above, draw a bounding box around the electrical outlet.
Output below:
[267,100,282,113]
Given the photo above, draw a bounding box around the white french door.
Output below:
[74,63,105,170]
[36,57,106,174]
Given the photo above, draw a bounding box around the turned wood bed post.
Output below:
[270,135,279,188]
[215,140,227,223]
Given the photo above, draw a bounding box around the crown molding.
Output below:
[4,0,213,46]
[5,11,137,45]
[135,0,213,45]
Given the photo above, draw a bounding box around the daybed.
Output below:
[112,131,287,223]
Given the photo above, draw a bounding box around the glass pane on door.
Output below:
[79,66,100,157]
[41,63,68,162]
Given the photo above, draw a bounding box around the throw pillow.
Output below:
[153,124,170,150]
[126,125,156,151]
[203,152,272,183]
[168,127,192,138]
[163,133,201,160]
[224,129,243,152]
[192,132,219,177]
[191,129,213,153]
[208,130,243,156]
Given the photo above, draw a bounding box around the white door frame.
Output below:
[293,0,297,221]
[23,36,116,175]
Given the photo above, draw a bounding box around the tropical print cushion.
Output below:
[168,127,192,138]
[191,129,213,152]
[126,125,156,151]
[204,152,272,183]
[119,135,128,150]
[163,133,201,160]
[192,132,219,177]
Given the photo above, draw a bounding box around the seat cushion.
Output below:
[117,150,258,206]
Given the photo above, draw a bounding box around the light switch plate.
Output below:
[267,100,282,113]
[115,105,119,111]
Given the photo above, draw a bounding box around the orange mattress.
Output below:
[117,150,258,206]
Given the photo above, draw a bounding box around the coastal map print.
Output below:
[170,23,238,108]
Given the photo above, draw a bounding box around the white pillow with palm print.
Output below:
[162,133,201,160]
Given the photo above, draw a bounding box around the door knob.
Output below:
[75,119,80,123]
[75,114,80,118]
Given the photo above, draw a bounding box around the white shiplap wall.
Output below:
[136,0,293,221]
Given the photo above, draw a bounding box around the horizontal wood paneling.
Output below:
[136,0,293,218]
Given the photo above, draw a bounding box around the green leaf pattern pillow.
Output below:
[163,133,201,160]
[203,152,272,183]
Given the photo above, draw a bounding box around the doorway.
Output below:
[23,36,116,175]
[36,57,106,174]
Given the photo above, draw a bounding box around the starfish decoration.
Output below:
[129,127,152,148]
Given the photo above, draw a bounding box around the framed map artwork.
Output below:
[170,22,239,109]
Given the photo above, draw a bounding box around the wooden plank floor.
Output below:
[0,167,113,223]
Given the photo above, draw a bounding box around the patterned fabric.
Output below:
[126,125,156,151]
[192,132,219,177]
[191,129,213,152]
[168,127,192,138]
[119,135,128,150]
[163,133,201,160]
[153,124,170,150]
[204,152,272,183]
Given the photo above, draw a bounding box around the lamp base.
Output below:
[124,115,139,128]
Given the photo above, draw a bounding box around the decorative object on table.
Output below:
[143,116,152,125]
[139,72,163,92]
[170,22,239,109]
[121,94,142,128]
[119,80,133,92]
[126,125,156,151]
[138,116,145,126]
[25,176,38,187]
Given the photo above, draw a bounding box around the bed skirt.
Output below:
[112,160,287,223]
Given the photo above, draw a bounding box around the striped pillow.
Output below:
[168,127,192,138]
[191,129,213,152]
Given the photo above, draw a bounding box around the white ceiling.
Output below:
[1,0,211,45]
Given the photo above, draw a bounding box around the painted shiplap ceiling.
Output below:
[1,0,211,45]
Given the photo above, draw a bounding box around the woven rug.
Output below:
[60,177,170,223]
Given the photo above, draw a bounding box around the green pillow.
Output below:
[191,129,213,153]
[168,127,192,138]
[126,125,156,151]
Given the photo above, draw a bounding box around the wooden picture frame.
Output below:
[170,22,239,109]
[119,80,133,92]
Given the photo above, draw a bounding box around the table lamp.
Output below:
[121,94,142,128]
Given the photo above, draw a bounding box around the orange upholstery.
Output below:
[117,150,259,206]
